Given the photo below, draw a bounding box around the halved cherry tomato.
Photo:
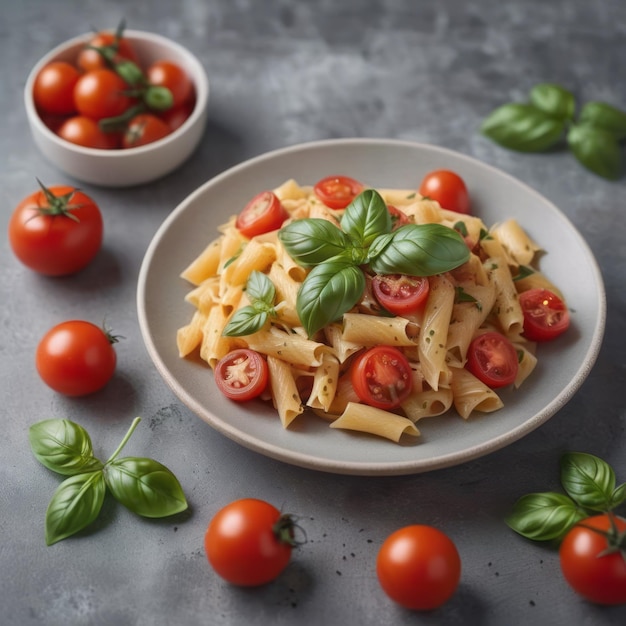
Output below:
[57,116,117,149]
[215,349,269,401]
[122,113,171,148]
[36,320,118,396]
[235,191,289,239]
[33,61,80,116]
[388,204,410,230]
[73,68,133,120]
[419,169,470,214]
[146,60,193,109]
[77,31,139,72]
[313,175,364,209]
[377,525,461,610]
[9,184,103,276]
[350,346,413,410]
[372,274,430,316]
[204,498,296,586]
[466,331,519,388]
[519,288,570,342]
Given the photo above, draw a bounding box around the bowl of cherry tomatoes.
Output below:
[24,28,209,187]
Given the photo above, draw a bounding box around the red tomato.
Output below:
[73,69,133,120]
[57,115,116,149]
[33,61,80,116]
[519,288,570,342]
[559,514,626,606]
[159,100,194,132]
[388,204,411,230]
[372,274,430,316]
[419,170,470,214]
[313,175,364,209]
[146,60,193,109]
[377,525,461,610]
[36,321,118,396]
[466,331,519,388]
[235,191,289,239]
[8,184,103,276]
[350,346,413,410]
[77,31,139,72]
[122,113,171,148]
[204,498,296,586]
[215,349,269,401]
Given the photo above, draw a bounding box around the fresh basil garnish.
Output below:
[30,417,188,545]
[506,452,626,542]
[278,189,469,336]
[481,83,626,180]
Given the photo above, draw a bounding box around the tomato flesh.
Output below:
[419,169,470,214]
[351,346,413,409]
[466,331,519,388]
[519,288,570,341]
[313,175,364,209]
[215,349,269,401]
[372,274,430,316]
[204,498,294,586]
[559,515,626,606]
[235,191,289,239]
[377,525,461,610]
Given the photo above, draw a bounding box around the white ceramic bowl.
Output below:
[24,30,209,187]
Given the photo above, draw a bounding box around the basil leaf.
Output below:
[45,471,106,545]
[368,224,470,276]
[245,270,275,304]
[481,103,565,152]
[223,305,269,337]
[579,101,626,140]
[29,419,103,476]
[506,492,586,541]
[560,452,617,511]
[567,123,622,180]
[105,457,188,518]
[611,482,626,509]
[529,83,575,121]
[297,260,365,337]
[340,189,391,247]
[278,218,351,267]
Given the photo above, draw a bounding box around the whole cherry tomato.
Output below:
[419,170,471,214]
[73,69,134,120]
[77,30,139,72]
[33,61,80,116]
[36,320,118,396]
[57,116,117,149]
[204,498,297,586]
[8,183,103,276]
[377,524,461,610]
[122,113,171,148]
[146,60,193,109]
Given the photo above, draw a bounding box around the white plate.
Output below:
[137,139,606,475]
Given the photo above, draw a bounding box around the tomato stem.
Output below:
[273,513,306,547]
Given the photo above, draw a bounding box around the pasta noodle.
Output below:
[177,178,569,445]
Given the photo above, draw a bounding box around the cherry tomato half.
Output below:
[377,525,461,610]
[519,288,570,342]
[388,204,411,230]
[36,320,118,396]
[372,274,430,316]
[57,116,117,149]
[419,170,470,214]
[9,184,103,276]
[235,191,289,239]
[74,69,133,120]
[214,349,269,401]
[33,61,80,116]
[77,31,139,72]
[204,498,296,586]
[559,514,626,606]
[466,331,519,388]
[146,60,193,109]
[350,346,413,410]
[122,113,171,148]
[313,175,364,209]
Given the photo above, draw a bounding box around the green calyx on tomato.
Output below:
[29,417,188,545]
[31,178,84,222]
[506,451,626,542]
[278,189,470,337]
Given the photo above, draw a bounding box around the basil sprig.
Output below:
[29,417,188,545]
[278,189,469,337]
[481,83,626,180]
[223,270,277,336]
[506,452,626,542]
